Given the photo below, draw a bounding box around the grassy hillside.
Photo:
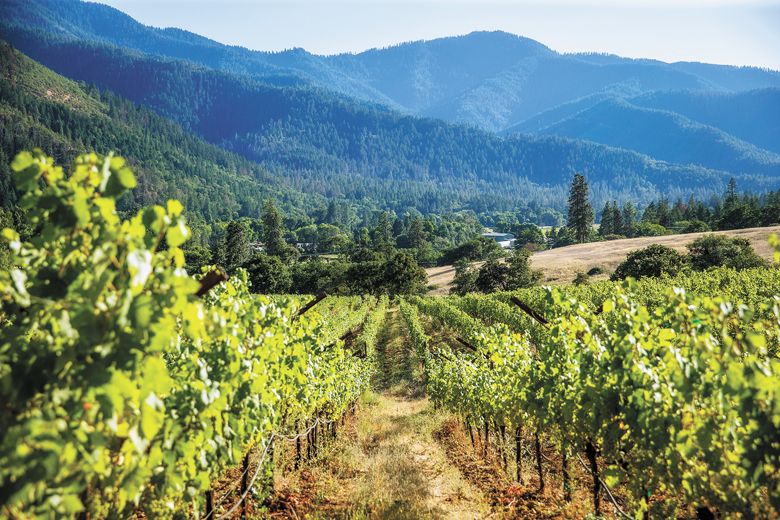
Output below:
[426,226,780,293]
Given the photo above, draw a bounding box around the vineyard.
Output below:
[1,150,779,519]
[0,152,388,517]
[403,268,780,518]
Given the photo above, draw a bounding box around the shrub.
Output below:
[680,220,710,233]
[611,244,687,280]
[573,271,589,285]
[587,266,604,276]
[438,237,502,266]
[687,234,766,271]
[634,222,670,237]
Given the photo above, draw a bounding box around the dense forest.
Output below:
[1,30,774,217]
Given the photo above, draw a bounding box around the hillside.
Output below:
[2,0,780,135]
[535,98,780,176]
[426,226,780,293]
[631,89,780,154]
[0,43,320,226]
[0,39,762,216]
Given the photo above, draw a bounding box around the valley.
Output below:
[1,1,780,518]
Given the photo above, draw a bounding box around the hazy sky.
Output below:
[97,0,780,69]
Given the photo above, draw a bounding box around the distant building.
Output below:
[482,231,516,249]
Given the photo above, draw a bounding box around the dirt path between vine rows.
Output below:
[274,308,491,519]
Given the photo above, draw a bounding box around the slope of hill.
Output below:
[0,43,319,225]
[630,89,780,154]
[2,0,779,132]
[1,37,762,215]
[534,98,780,176]
[426,226,780,293]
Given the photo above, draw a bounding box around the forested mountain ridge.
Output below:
[1,0,780,219]
[0,42,322,227]
[2,0,779,133]
[0,36,767,216]
[531,97,780,177]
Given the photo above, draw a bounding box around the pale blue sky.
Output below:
[97,0,780,69]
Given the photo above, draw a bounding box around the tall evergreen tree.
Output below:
[262,199,287,258]
[406,217,427,250]
[610,201,624,235]
[567,173,594,243]
[622,202,637,237]
[724,177,739,211]
[224,220,249,272]
[372,211,396,254]
[599,201,613,236]
[656,199,672,228]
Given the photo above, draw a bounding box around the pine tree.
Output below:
[642,202,657,223]
[622,202,637,237]
[372,211,396,254]
[656,199,672,228]
[262,199,286,258]
[599,201,613,236]
[224,220,249,272]
[567,173,594,243]
[406,217,427,250]
[610,201,623,235]
[724,178,739,211]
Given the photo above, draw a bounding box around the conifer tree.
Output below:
[611,201,624,235]
[567,173,594,243]
[262,199,287,258]
[599,201,613,236]
[372,211,396,254]
[224,220,249,272]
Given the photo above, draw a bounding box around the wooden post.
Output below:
[196,269,228,298]
[535,432,544,492]
[240,452,250,519]
[562,447,571,502]
[586,441,601,515]
[466,415,475,449]
[295,421,302,469]
[515,425,523,484]
[509,296,549,326]
[205,490,214,519]
[293,292,328,321]
[483,417,489,459]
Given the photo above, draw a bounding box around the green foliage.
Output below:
[0,151,375,516]
[224,220,250,271]
[634,221,671,237]
[451,249,541,294]
[687,234,766,271]
[438,237,502,266]
[573,271,590,285]
[511,223,547,250]
[414,264,780,516]
[244,253,293,293]
[611,244,688,280]
[567,173,594,243]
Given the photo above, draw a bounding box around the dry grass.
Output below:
[271,309,491,519]
[426,225,780,293]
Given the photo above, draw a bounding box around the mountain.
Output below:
[0,42,320,227]
[3,0,779,132]
[0,36,763,216]
[529,97,780,177]
[1,0,779,220]
[630,89,780,154]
